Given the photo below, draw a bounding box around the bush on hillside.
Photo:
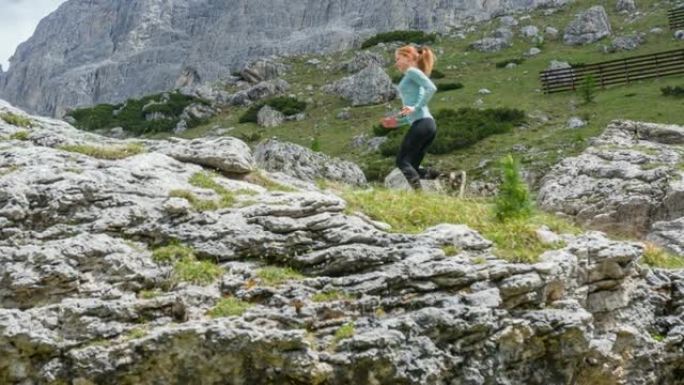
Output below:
[378,107,525,157]
[437,82,463,92]
[429,108,525,154]
[372,123,391,137]
[430,69,445,79]
[495,58,525,68]
[379,125,409,157]
[67,104,115,130]
[238,96,307,123]
[494,154,532,221]
[239,131,264,143]
[579,75,597,104]
[311,135,321,152]
[661,85,684,97]
[361,30,437,49]
[66,92,210,135]
[360,156,396,182]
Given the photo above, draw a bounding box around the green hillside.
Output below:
[78,0,684,185]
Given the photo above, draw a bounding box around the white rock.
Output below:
[526,47,541,56]
[521,25,540,38]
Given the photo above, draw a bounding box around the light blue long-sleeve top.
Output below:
[396,67,438,126]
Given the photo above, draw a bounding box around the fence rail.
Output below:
[669,6,684,30]
[539,48,684,94]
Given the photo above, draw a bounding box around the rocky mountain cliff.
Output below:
[1,100,683,384]
[0,0,571,117]
[538,120,684,254]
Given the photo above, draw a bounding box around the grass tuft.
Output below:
[343,188,580,263]
[256,266,305,286]
[173,258,223,285]
[311,290,357,302]
[189,171,235,208]
[207,297,252,318]
[245,171,297,192]
[0,112,32,128]
[169,189,219,211]
[442,245,460,256]
[126,328,148,340]
[58,143,145,160]
[9,131,30,141]
[641,242,684,269]
[152,243,195,264]
[333,322,355,343]
[138,289,162,299]
[152,242,223,285]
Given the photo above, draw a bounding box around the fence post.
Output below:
[571,68,576,91]
[543,71,549,94]
[624,59,629,84]
[598,65,605,89]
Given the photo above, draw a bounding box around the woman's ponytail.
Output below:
[417,46,435,76]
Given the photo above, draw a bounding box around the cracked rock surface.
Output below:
[538,120,684,254]
[1,102,683,385]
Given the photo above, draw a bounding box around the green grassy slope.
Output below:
[141,0,684,184]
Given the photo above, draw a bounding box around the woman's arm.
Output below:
[406,68,437,111]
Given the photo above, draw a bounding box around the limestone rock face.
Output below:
[322,64,396,106]
[616,0,637,12]
[254,139,367,186]
[1,101,683,385]
[470,36,512,53]
[240,59,290,84]
[648,218,684,255]
[207,78,289,108]
[0,0,578,117]
[563,6,612,45]
[538,120,684,254]
[384,167,445,192]
[337,51,387,74]
[606,33,645,52]
[256,105,285,128]
[521,25,540,39]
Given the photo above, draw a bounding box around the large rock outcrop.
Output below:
[1,101,683,385]
[538,120,684,254]
[254,139,367,186]
[563,5,612,45]
[0,0,575,117]
[322,64,396,106]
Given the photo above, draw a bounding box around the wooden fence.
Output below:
[669,6,684,30]
[539,48,684,94]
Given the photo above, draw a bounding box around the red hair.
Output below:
[396,45,436,76]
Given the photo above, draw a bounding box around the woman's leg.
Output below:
[412,119,437,178]
[395,118,437,189]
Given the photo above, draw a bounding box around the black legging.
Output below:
[395,117,437,189]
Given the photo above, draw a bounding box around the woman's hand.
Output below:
[399,106,415,116]
[380,116,398,129]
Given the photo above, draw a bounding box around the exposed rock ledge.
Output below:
[538,120,684,255]
[0,101,682,385]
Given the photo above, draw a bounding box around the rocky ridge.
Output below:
[0,101,682,384]
[538,120,684,255]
